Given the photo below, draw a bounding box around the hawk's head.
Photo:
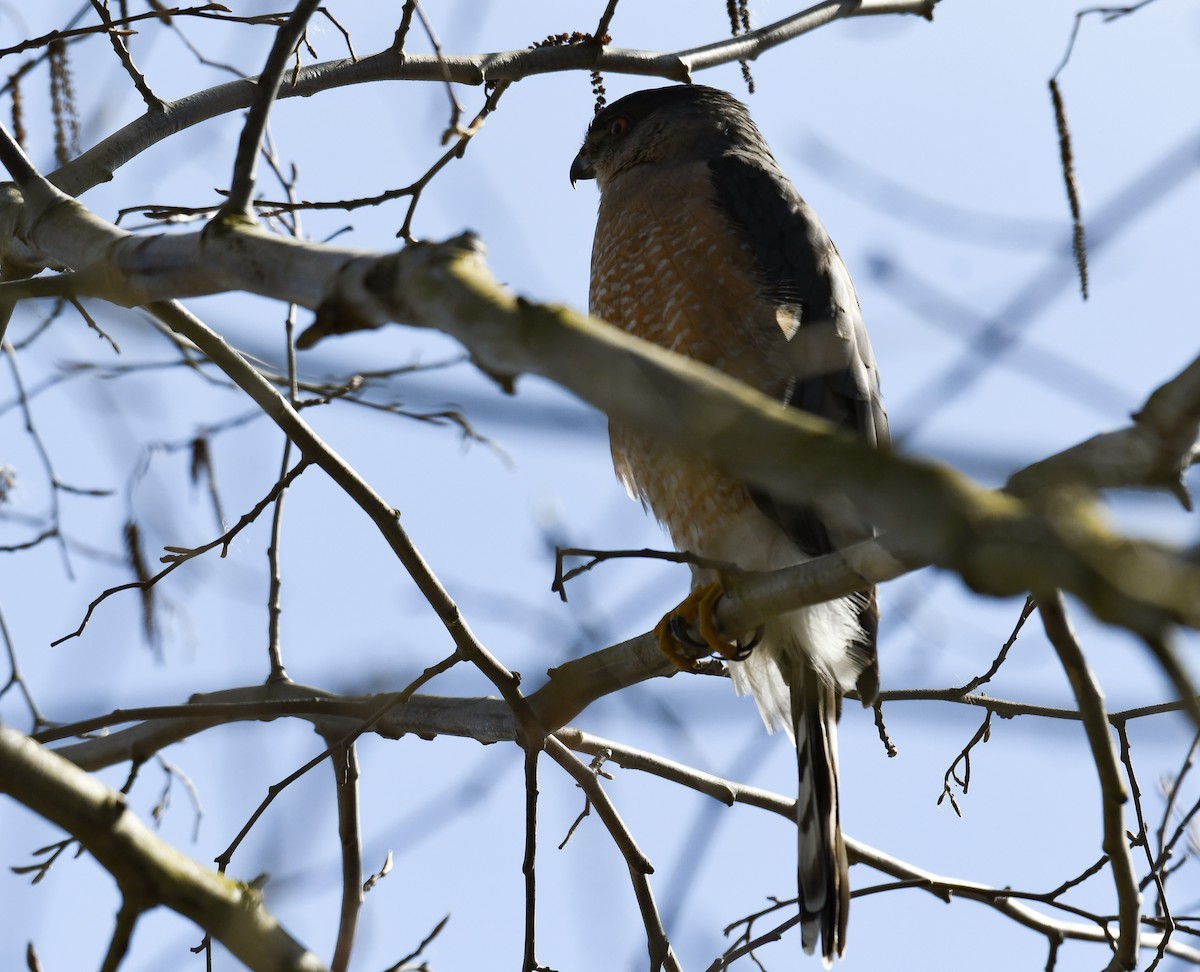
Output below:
[570,84,767,190]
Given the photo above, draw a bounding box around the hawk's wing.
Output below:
[710,151,887,699]
[709,150,888,549]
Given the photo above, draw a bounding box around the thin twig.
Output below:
[51,458,312,646]
[956,595,1035,694]
[214,694,400,873]
[88,0,163,110]
[382,914,449,972]
[1156,730,1200,882]
[0,4,233,60]
[708,910,801,971]
[1114,718,1175,970]
[145,298,543,737]
[543,736,682,972]
[219,0,323,217]
[0,605,51,729]
[409,0,464,143]
[552,544,734,601]
[264,154,305,681]
[937,708,993,817]
[3,341,75,577]
[396,80,511,242]
[522,746,541,972]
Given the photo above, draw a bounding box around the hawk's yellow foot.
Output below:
[654,582,741,671]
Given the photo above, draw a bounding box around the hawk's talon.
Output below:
[654,612,701,671]
[730,624,765,661]
[694,583,734,655]
[669,614,708,650]
[656,581,748,669]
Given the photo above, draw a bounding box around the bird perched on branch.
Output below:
[570,84,887,964]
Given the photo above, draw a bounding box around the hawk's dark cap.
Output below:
[584,84,756,146]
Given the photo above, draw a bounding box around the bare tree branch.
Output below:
[0,724,328,972]
[220,0,323,218]
[2,6,1196,969]
[45,0,936,199]
[1038,592,1140,970]
[327,741,363,972]
[544,736,683,972]
[2,145,1198,650]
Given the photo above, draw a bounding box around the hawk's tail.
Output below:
[791,664,848,967]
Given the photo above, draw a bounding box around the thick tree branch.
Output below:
[0,152,1197,650]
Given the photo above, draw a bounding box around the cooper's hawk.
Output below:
[570,85,887,964]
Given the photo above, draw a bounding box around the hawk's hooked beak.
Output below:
[569,150,595,188]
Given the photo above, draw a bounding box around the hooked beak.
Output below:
[569,150,595,188]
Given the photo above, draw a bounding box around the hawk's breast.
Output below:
[589,161,789,555]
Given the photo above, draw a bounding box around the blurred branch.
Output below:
[895,122,1200,440]
[1007,353,1200,506]
[99,903,139,972]
[1,141,1199,661]
[865,254,1126,417]
[347,237,1200,643]
[0,724,328,972]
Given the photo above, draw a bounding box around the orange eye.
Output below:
[608,117,629,137]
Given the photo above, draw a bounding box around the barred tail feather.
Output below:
[791,666,848,967]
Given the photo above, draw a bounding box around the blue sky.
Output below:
[2,2,1199,970]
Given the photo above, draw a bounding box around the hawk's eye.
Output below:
[608,117,630,138]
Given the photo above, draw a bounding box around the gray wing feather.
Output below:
[709,150,886,702]
[708,151,887,454]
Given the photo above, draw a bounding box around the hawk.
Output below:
[570,85,887,964]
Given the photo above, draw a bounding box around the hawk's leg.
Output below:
[654,581,763,670]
